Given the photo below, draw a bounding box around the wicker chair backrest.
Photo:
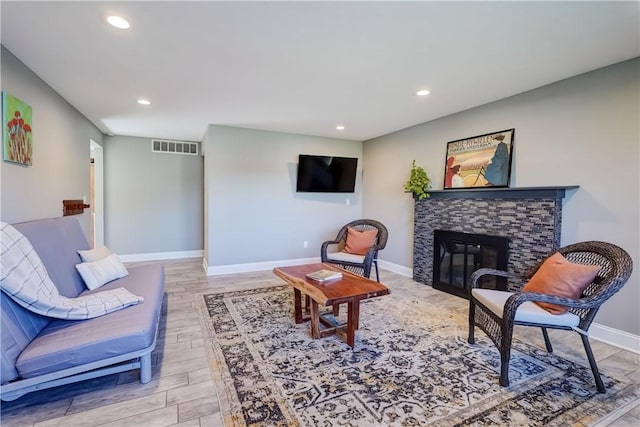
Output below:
[558,241,633,300]
[336,219,389,250]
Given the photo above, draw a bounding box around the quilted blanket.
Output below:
[0,222,143,320]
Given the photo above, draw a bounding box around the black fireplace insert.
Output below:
[433,230,509,299]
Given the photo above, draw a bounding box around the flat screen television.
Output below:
[296,154,358,193]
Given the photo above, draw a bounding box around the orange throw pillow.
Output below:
[522,252,600,314]
[344,227,378,256]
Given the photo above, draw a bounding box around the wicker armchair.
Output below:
[320,219,388,282]
[468,241,633,393]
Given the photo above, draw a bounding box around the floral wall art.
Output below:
[3,92,33,166]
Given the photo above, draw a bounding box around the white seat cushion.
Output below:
[472,288,580,328]
[326,251,365,263]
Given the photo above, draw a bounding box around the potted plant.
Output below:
[404,160,431,200]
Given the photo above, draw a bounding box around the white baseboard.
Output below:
[378,259,413,278]
[119,250,204,263]
[206,257,414,277]
[206,257,321,276]
[589,322,640,354]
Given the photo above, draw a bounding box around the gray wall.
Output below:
[203,125,362,267]
[104,135,203,255]
[0,46,103,237]
[362,58,639,334]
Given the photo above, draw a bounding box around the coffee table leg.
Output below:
[332,304,340,317]
[346,300,360,348]
[293,289,303,324]
[310,300,320,339]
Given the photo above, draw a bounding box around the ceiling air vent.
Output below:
[151,139,199,156]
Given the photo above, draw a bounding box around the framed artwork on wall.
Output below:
[443,128,514,189]
[3,92,33,166]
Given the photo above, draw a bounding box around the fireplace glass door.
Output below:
[433,230,509,299]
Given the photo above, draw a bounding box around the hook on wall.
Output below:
[62,199,90,216]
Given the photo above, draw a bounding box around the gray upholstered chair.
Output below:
[321,219,388,282]
[468,241,633,393]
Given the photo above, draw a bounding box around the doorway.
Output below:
[90,140,104,248]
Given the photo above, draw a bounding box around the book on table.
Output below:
[306,269,343,283]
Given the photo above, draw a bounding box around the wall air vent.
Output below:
[151,139,199,156]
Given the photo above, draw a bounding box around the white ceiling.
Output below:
[1,1,638,142]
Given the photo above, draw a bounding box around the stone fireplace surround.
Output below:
[413,186,577,293]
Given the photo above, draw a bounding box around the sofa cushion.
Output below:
[2,217,88,385]
[2,222,143,320]
[1,292,50,384]
[13,217,90,298]
[16,262,165,379]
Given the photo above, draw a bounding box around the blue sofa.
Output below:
[0,217,165,401]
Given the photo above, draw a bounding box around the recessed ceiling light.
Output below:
[107,16,130,29]
[137,99,151,105]
[416,90,430,96]
[336,125,345,130]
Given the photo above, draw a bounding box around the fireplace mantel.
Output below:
[424,186,578,200]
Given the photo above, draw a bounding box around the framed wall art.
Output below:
[443,128,514,189]
[3,92,33,166]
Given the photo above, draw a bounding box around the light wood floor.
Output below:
[1,258,638,426]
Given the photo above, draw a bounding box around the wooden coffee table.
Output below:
[273,263,390,348]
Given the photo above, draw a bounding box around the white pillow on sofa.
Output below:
[77,246,113,262]
[76,253,129,290]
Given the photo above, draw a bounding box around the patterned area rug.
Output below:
[196,285,638,426]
